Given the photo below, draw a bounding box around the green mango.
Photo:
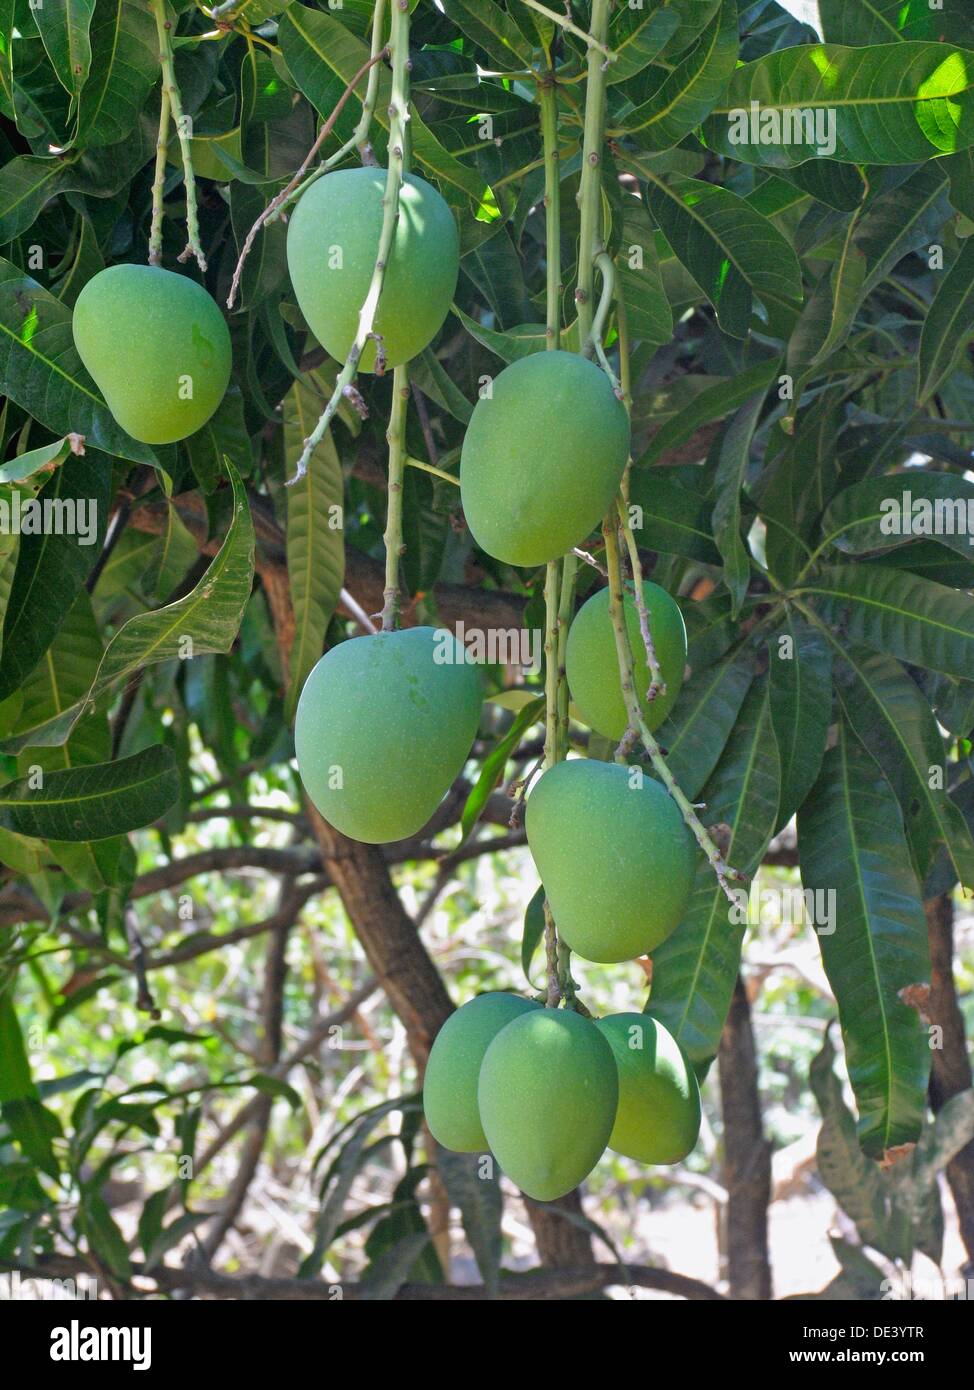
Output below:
[526,759,695,962]
[72,265,231,444]
[294,626,482,844]
[478,1007,618,1201]
[423,992,541,1152]
[286,168,459,372]
[459,351,630,567]
[595,1013,701,1164]
[566,580,687,739]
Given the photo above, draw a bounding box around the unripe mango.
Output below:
[294,627,482,843]
[594,1013,701,1164]
[72,265,231,444]
[526,759,695,963]
[287,168,459,372]
[566,581,687,739]
[459,351,630,567]
[423,992,541,1152]
[478,1007,617,1201]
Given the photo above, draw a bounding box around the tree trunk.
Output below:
[717,974,772,1299]
[925,892,974,1269]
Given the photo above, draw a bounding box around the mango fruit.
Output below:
[595,1013,701,1164]
[566,581,687,739]
[72,265,232,444]
[423,992,541,1152]
[526,759,695,962]
[478,1007,618,1201]
[294,626,482,843]
[287,168,459,372]
[459,351,630,567]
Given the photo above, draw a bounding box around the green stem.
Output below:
[575,0,611,343]
[382,367,408,631]
[405,456,459,487]
[150,0,206,270]
[148,84,170,266]
[539,75,561,350]
[287,0,410,488]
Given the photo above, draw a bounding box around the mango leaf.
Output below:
[0,155,69,244]
[626,469,720,563]
[522,883,546,989]
[35,0,96,100]
[0,743,179,840]
[606,5,681,85]
[439,0,534,70]
[609,0,738,148]
[820,471,974,564]
[704,42,974,167]
[460,696,543,846]
[0,459,255,751]
[818,0,974,46]
[11,588,108,769]
[0,257,157,464]
[0,435,71,483]
[798,723,931,1157]
[656,643,756,799]
[636,357,781,465]
[0,454,110,701]
[74,0,159,148]
[436,1147,502,1298]
[796,562,974,681]
[645,175,802,338]
[917,235,974,404]
[768,609,832,825]
[711,389,766,614]
[283,377,345,723]
[647,677,780,1064]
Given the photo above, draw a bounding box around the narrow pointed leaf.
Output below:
[0,743,179,841]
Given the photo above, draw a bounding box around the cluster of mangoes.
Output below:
[70,167,701,1197]
[423,993,701,1201]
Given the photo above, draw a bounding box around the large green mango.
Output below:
[566,581,687,739]
[525,759,695,962]
[287,168,459,372]
[594,1013,701,1164]
[423,992,541,1152]
[72,265,232,444]
[459,351,630,567]
[478,1007,617,1201]
[294,627,482,843]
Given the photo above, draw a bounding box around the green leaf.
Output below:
[647,677,780,1064]
[0,435,71,483]
[11,589,108,770]
[626,469,720,563]
[827,641,974,889]
[798,723,931,1157]
[439,0,534,70]
[645,175,802,338]
[818,0,974,46]
[521,884,545,990]
[79,1192,132,1278]
[0,984,35,1102]
[656,643,756,799]
[0,455,109,701]
[711,390,766,614]
[606,4,681,85]
[75,0,159,148]
[820,471,974,564]
[704,42,974,166]
[2,1097,62,1180]
[636,358,781,465]
[616,241,672,346]
[0,459,255,751]
[917,235,974,403]
[143,498,199,601]
[0,743,179,841]
[35,0,96,100]
[0,257,157,464]
[796,561,974,681]
[436,1147,502,1298]
[768,610,832,824]
[610,0,738,148]
[460,696,543,846]
[0,155,69,244]
[283,377,344,723]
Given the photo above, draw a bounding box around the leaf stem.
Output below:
[148,84,171,266]
[574,0,612,343]
[150,0,206,271]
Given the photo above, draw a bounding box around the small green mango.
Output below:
[526,759,696,962]
[594,1013,701,1164]
[72,265,232,444]
[566,581,687,739]
[294,626,482,844]
[478,1007,618,1201]
[287,168,459,372]
[459,351,630,567]
[423,992,541,1152]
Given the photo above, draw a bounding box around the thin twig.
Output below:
[148,84,170,265]
[150,0,206,270]
[520,0,616,64]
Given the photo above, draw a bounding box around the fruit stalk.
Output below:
[601,517,742,904]
[574,0,612,343]
[287,0,411,487]
[150,0,206,271]
[382,368,408,630]
[148,84,171,266]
